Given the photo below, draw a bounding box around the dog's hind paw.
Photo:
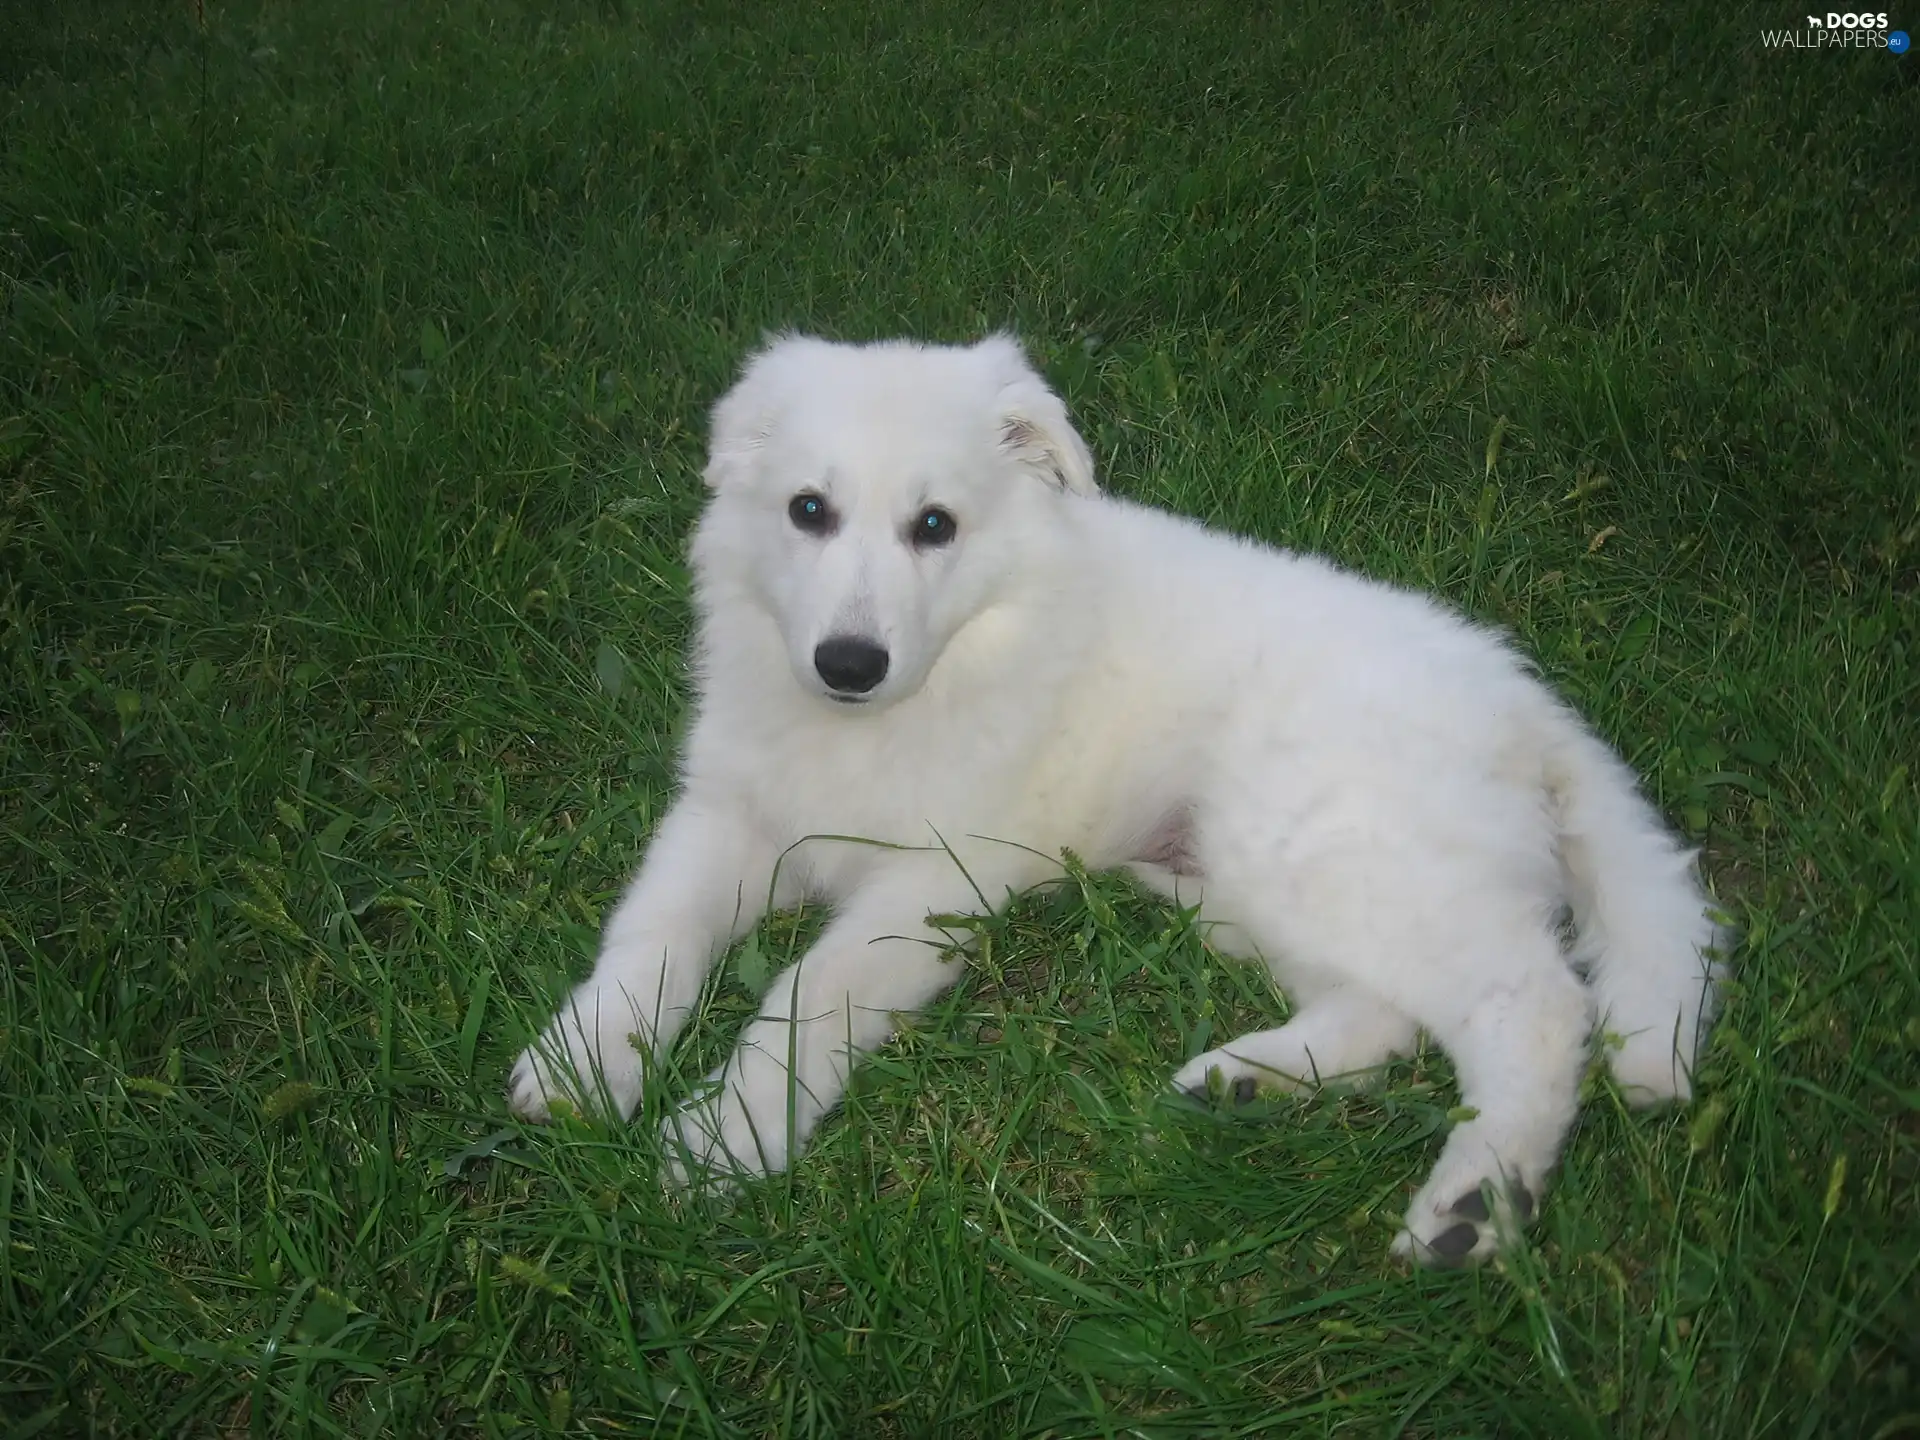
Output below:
[1174,1067,1261,1107]
[1169,1048,1299,1105]
[1606,1028,1696,1107]
[1391,1176,1537,1269]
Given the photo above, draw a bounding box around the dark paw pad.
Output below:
[1450,1188,1490,1222]
[1450,1180,1537,1226]
[1180,1073,1260,1108]
[1425,1221,1481,1264]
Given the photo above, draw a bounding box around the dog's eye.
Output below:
[788,492,835,535]
[912,507,958,549]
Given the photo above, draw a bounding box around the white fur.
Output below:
[508,334,1729,1265]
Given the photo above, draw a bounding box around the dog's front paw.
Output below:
[658,1047,818,1189]
[1391,1174,1538,1269]
[507,1001,646,1123]
[658,1086,783,1190]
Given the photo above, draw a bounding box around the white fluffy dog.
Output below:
[509,334,1726,1265]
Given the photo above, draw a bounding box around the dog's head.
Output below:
[694,334,1097,710]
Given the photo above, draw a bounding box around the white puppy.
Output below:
[509,334,1726,1265]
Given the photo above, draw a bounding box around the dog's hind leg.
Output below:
[1188,843,1593,1266]
[1387,952,1593,1267]
[1170,982,1416,1101]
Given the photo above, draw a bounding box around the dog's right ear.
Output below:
[704,337,804,490]
[703,373,768,491]
[702,393,762,491]
[977,334,1100,496]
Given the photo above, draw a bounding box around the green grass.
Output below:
[2,0,1916,1433]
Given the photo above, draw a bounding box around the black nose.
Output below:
[813,636,890,694]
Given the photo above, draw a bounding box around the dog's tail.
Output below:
[1547,719,1729,1104]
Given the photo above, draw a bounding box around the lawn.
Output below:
[1,0,1916,1434]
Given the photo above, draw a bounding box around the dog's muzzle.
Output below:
[813,635,889,697]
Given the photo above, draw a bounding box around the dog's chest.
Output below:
[753,690,1173,879]
[763,708,1032,841]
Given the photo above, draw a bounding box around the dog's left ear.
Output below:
[977,335,1099,496]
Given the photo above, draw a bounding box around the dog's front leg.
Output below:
[661,848,1048,1183]
[508,797,784,1122]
